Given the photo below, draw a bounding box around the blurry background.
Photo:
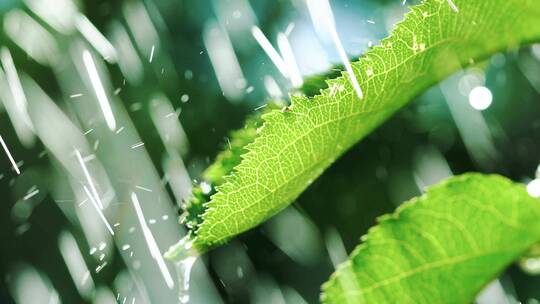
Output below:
[1,0,540,303]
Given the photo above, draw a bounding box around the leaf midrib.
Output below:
[341,248,514,297]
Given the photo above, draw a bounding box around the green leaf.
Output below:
[178,102,281,233]
[202,102,280,186]
[321,174,540,303]
[193,0,540,251]
[298,64,344,97]
[181,185,213,232]
[178,71,340,239]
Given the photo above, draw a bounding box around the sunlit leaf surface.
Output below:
[187,0,540,252]
[192,0,540,250]
[322,174,540,303]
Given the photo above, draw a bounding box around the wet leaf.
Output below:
[192,0,540,251]
[322,174,540,303]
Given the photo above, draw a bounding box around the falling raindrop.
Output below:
[177,256,197,304]
[527,179,540,198]
[165,235,198,304]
